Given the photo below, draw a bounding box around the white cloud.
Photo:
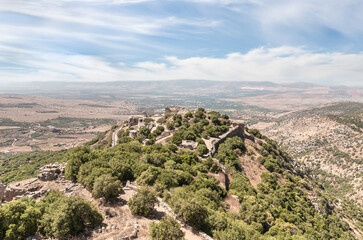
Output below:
[135,62,166,71]
[1,46,362,86]
[0,0,362,87]
[0,0,221,62]
[0,0,218,36]
[251,0,363,38]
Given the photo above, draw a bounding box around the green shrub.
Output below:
[183,130,197,141]
[184,112,193,118]
[139,127,151,138]
[64,147,93,181]
[172,133,183,145]
[213,220,262,240]
[0,198,41,240]
[92,174,123,200]
[191,173,226,197]
[197,144,209,156]
[167,122,175,130]
[150,216,185,240]
[215,137,245,169]
[155,171,179,189]
[248,128,262,138]
[195,108,206,119]
[167,144,178,152]
[211,116,221,126]
[176,198,208,230]
[128,187,158,216]
[77,159,112,190]
[137,166,162,186]
[153,126,165,136]
[38,191,102,238]
[108,153,136,181]
[229,173,256,200]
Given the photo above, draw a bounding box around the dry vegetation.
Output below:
[253,102,363,204]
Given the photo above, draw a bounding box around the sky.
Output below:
[0,0,363,85]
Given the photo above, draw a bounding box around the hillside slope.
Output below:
[1,106,361,239]
[256,102,362,204]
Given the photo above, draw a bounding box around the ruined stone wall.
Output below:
[0,163,66,203]
[128,116,140,127]
[209,123,245,157]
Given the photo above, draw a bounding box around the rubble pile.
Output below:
[0,163,67,203]
[37,163,66,181]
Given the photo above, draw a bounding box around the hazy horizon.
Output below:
[1,79,363,88]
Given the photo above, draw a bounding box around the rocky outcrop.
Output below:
[0,163,67,203]
[0,182,27,203]
[37,163,66,181]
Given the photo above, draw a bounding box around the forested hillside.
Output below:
[257,102,362,228]
[0,107,361,239]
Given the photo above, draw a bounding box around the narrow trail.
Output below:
[126,182,213,240]
[156,197,213,240]
[11,138,17,147]
[112,126,123,147]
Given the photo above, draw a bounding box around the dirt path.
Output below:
[11,138,17,147]
[126,182,211,240]
[155,198,208,240]
[112,126,123,147]
[155,134,171,144]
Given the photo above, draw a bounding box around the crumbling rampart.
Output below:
[209,123,245,157]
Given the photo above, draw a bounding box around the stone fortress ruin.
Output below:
[1,106,245,204]
[123,106,245,156]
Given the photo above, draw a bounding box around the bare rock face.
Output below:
[37,163,66,181]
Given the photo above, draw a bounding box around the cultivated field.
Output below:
[0,94,139,153]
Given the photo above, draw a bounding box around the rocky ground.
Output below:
[0,162,211,240]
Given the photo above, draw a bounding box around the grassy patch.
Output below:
[39,117,116,128]
[0,118,30,127]
[0,150,68,184]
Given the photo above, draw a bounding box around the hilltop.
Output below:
[0,106,361,239]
